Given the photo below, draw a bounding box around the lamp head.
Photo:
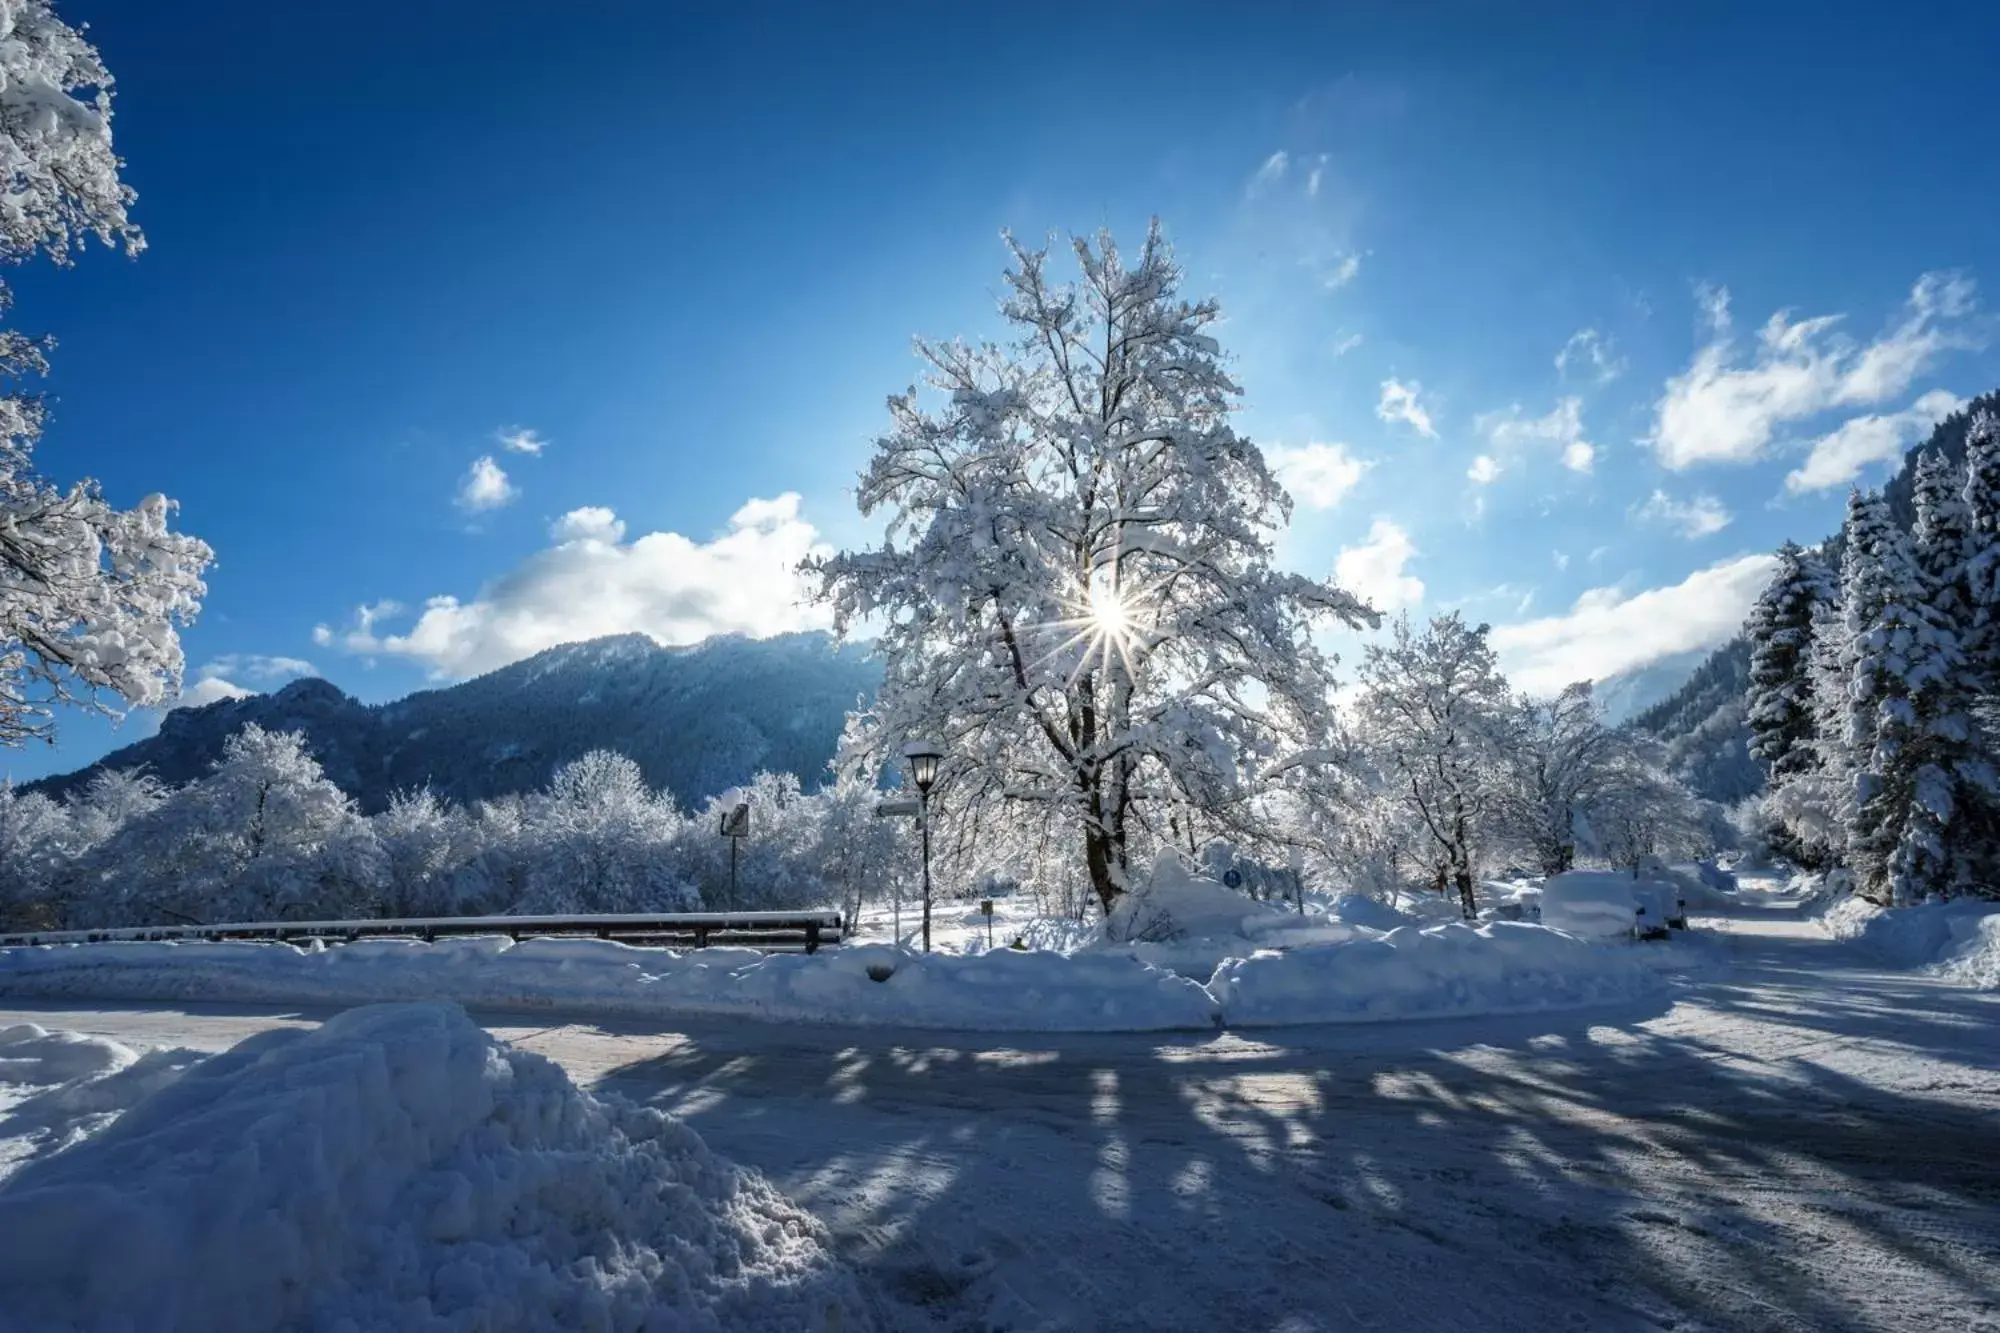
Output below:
[901,738,945,793]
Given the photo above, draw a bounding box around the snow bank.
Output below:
[1105,856,1295,943]
[0,933,1221,1032]
[1207,921,1663,1027]
[0,1021,136,1086]
[0,1026,207,1182]
[1821,895,2000,987]
[0,1003,867,1333]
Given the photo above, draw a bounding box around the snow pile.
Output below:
[0,1027,207,1182]
[1821,895,2000,986]
[1206,921,1663,1027]
[0,934,1221,1032]
[1105,856,1295,943]
[0,1021,135,1087]
[0,1003,867,1333]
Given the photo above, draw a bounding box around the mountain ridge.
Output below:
[26,631,883,813]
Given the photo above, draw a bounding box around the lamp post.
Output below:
[901,738,944,952]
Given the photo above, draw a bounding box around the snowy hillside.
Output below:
[29,632,881,814]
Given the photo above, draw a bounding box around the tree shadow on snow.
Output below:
[585,968,2000,1333]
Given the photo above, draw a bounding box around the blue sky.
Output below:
[9,0,2000,782]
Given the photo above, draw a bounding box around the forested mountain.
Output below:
[28,632,881,814]
[1633,390,2000,803]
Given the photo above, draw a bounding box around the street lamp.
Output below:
[901,738,945,952]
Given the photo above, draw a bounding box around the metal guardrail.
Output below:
[0,909,846,954]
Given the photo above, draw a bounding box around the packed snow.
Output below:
[1820,893,2000,987]
[1206,920,1662,1026]
[0,1003,867,1332]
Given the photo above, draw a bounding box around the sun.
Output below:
[1087,582,1134,642]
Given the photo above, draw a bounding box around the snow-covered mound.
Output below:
[1821,895,2000,987]
[1105,856,1296,943]
[0,1003,868,1333]
[1206,921,1664,1027]
[0,1021,136,1086]
[0,1023,209,1181]
[0,934,1221,1032]
[1539,871,1684,938]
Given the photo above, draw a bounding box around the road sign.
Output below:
[718,802,751,838]
[1222,868,1242,889]
[873,799,921,818]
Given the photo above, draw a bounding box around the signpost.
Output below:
[980,898,994,950]
[873,798,921,942]
[873,741,946,952]
[718,796,750,906]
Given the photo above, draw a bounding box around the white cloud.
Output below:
[1555,328,1627,383]
[1248,150,1289,196]
[320,494,832,678]
[1651,271,1977,470]
[313,599,404,652]
[495,426,548,455]
[1376,378,1436,438]
[1477,396,1595,474]
[1783,388,1965,494]
[1553,550,1571,571]
[1306,155,1327,197]
[170,677,253,710]
[1269,441,1369,509]
[550,506,627,544]
[1332,332,1363,357]
[1633,489,1732,538]
[456,455,517,511]
[169,655,317,711]
[1467,454,1502,484]
[1323,253,1361,289]
[1490,554,1780,696]
[1336,518,1424,610]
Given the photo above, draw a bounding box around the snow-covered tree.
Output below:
[517,750,690,914]
[1839,489,1986,903]
[811,224,1375,916]
[1744,541,1832,783]
[0,0,212,746]
[1961,410,2000,695]
[1494,682,1621,877]
[1356,613,1512,918]
[1586,741,1713,872]
[0,781,71,926]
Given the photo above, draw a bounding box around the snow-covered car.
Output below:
[1540,872,1679,940]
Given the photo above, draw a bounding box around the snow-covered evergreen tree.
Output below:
[0,0,212,746]
[1840,489,1985,903]
[1355,613,1512,918]
[1961,410,2000,697]
[812,224,1375,916]
[1744,541,1830,783]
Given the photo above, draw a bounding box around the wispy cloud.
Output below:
[1248,150,1289,197]
[1555,328,1626,384]
[1376,378,1437,438]
[1476,396,1595,474]
[1336,518,1424,610]
[1306,154,1328,198]
[1268,441,1370,509]
[317,495,831,678]
[1633,489,1732,538]
[456,455,517,512]
[1650,271,1977,470]
[1321,253,1361,289]
[1332,331,1363,357]
[1491,554,1780,696]
[1467,454,1502,484]
[1784,388,1965,494]
[495,426,548,455]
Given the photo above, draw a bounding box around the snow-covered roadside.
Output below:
[0,935,1225,1033]
[0,915,1676,1033]
[0,1003,868,1333]
[1819,895,2000,987]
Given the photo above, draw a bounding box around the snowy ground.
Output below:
[5,895,1996,1332]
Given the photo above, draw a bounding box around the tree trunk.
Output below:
[1453,864,1478,921]
[1083,820,1124,918]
